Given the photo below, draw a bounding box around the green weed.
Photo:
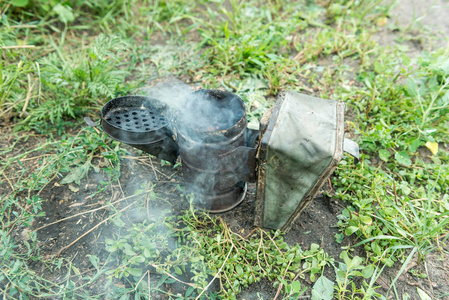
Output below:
[103,198,333,299]
[30,34,129,124]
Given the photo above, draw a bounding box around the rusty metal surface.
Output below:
[175,89,248,143]
[281,101,345,231]
[191,182,247,213]
[101,96,172,144]
[177,90,251,213]
[100,96,179,163]
[255,91,346,230]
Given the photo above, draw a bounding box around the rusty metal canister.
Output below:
[175,89,249,213]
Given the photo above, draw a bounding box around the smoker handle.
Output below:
[84,117,102,134]
[343,138,359,164]
[84,116,98,127]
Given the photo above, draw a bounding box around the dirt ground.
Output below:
[4,0,449,299]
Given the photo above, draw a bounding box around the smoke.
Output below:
[143,81,245,142]
[142,80,249,211]
[143,79,193,111]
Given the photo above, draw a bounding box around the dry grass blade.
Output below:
[20,73,35,117]
[195,244,235,300]
[35,192,146,231]
[54,201,135,257]
[0,45,36,49]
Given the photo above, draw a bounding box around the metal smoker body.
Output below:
[98,89,358,231]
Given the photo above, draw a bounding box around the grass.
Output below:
[1,0,449,299]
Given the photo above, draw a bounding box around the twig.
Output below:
[148,270,151,300]
[244,228,258,239]
[134,270,150,293]
[292,267,310,282]
[148,156,159,181]
[35,62,41,104]
[220,217,239,255]
[222,268,237,295]
[393,179,398,203]
[10,25,38,28]
[195,244,235,300]
[35,193,143,231]
[54,202,134,256]
[2,172,15,191]
[260,230,269,266]
[273,255,295,300]
[20,73,35,118]
[1,45,36,49]
[121,155,175,179]
[263,230,285,260]
[256,232,265,271]
[424,261,435,298]
[20,154,51,162]
[150,264,198,288]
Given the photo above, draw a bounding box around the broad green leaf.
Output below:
[235,264,243,275]
[379,149,391,162]
[361,264,374,278]
[128,268,142,277]
[401,53,411,66]
[443,194,449,210]
[409,138,421,152]
[371,241,381,255]
[399,181,411,195]
[395,151,412,166]
[345,226,359,236]
[374,62,384,73]
[111,215,125,228]
[88,255,99,270]
[71,265,81,275]
[334,232,344,244]
[429,56,449,76]
[123,247,136,256]
[405,79,418,97]
[310,243,320,251]
[53,4,75,24]
[185,287,195,297]
[174,267,182,275]
[134,256,145,263]
[291,280,302,293]
[340,251,351,267]
[350,256,364,269]
[311,276,334,300]
[12,0,28,7]
[440,89,449,105]
[119,294,128,300]
[360,215,372,225]
[60,155,92,185]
